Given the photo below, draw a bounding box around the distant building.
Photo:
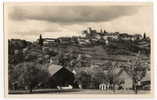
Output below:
[132,34,143,40]
[37,34,80,45]
[43,38,57,45]
[78,37,90,45]
[118,33,132,41]
[118,33,143,41]
[57,37,71,44]
[102,33,118,41]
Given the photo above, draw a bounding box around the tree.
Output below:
[91,72,106,89]
[75,71,91,89]
[23,46,50,64]
[87,65,108,89]
[143,33,146,39]
[106,62,119,92]
[39,34,43,46]
[127,53,147,94]
[8,39,32,65]
[9,49,24,65]
[10,62,50,93]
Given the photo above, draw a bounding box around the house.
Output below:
[78,37,90,45]
[133,34,143,40]
[43,38,57,45]
[116,68,133,90]
[57,37,72,44]
[101,33,118,44]
[47,64,75,88]
[118,33,132,41]
[118,33,143,41]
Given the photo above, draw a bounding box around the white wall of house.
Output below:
[118,71,133,89]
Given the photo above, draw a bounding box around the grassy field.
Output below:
[9,89,150,94]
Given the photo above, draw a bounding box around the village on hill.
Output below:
[8,27,151,94]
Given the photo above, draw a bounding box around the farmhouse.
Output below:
[116,68,133,90]
[47,64,75,88]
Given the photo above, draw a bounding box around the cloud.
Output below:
[9,6,139,24]
[8,20,61,35]
[6,5,152,41]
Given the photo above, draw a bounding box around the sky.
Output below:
[5,3,153,41]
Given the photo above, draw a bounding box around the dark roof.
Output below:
[48,64,75,77]
[48,64,63,76]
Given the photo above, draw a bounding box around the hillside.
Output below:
[8,32,151,90]
[57,40,150,69]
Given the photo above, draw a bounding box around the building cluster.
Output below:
[37,27,150,46]
[82,27,149,42]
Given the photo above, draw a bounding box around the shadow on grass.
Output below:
[9,89,81,94]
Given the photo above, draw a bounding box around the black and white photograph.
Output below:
[4,2,153,97]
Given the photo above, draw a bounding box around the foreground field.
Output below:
[9,89,150,94]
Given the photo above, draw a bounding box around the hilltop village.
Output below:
[8,28,151,93]
[39,27,150,48]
